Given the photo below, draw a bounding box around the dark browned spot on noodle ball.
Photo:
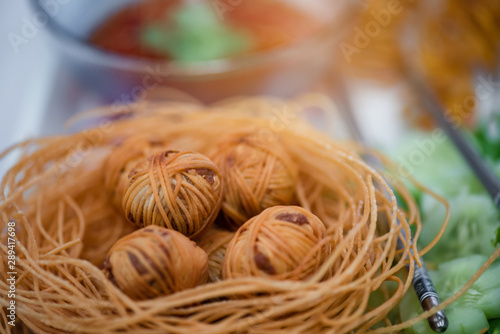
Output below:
[143,227,154,232]
[148,139,164,146]
[254,251,276,275]
[188,168,216,185]
[164,150,177,157]
[275,212,309,225]
[151,238,171,259]
[128,252,148,275]
[159,229,170,237]
[140,248,167,280]
[103,258,117,286]
[129,213,144,227]
[159,244,171,260]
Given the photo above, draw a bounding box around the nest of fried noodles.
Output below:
[0,96,453,334]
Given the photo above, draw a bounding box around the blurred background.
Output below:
[0,1,56,152]
[0,0,402,155]
[0,0,499,159]
[1,2,500,332]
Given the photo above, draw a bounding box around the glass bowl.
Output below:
[30,0,355,105]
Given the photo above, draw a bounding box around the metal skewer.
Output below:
[405,69,500,209]
[333,78,449,333]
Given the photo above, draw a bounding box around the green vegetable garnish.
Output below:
[419,190,498,263]
[488,318,500,334]
[389,132,500,264]
[141,2,253,61]
[400,255,500,334]
[494,226,500,247]
[469,113,500,162]
[367,280,401,329]
[490,327,500,334]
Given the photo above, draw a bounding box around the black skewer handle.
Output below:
[397,227,448,333]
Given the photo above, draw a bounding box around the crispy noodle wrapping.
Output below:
[2,95,486,334]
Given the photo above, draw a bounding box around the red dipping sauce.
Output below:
[89,0,321,61]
